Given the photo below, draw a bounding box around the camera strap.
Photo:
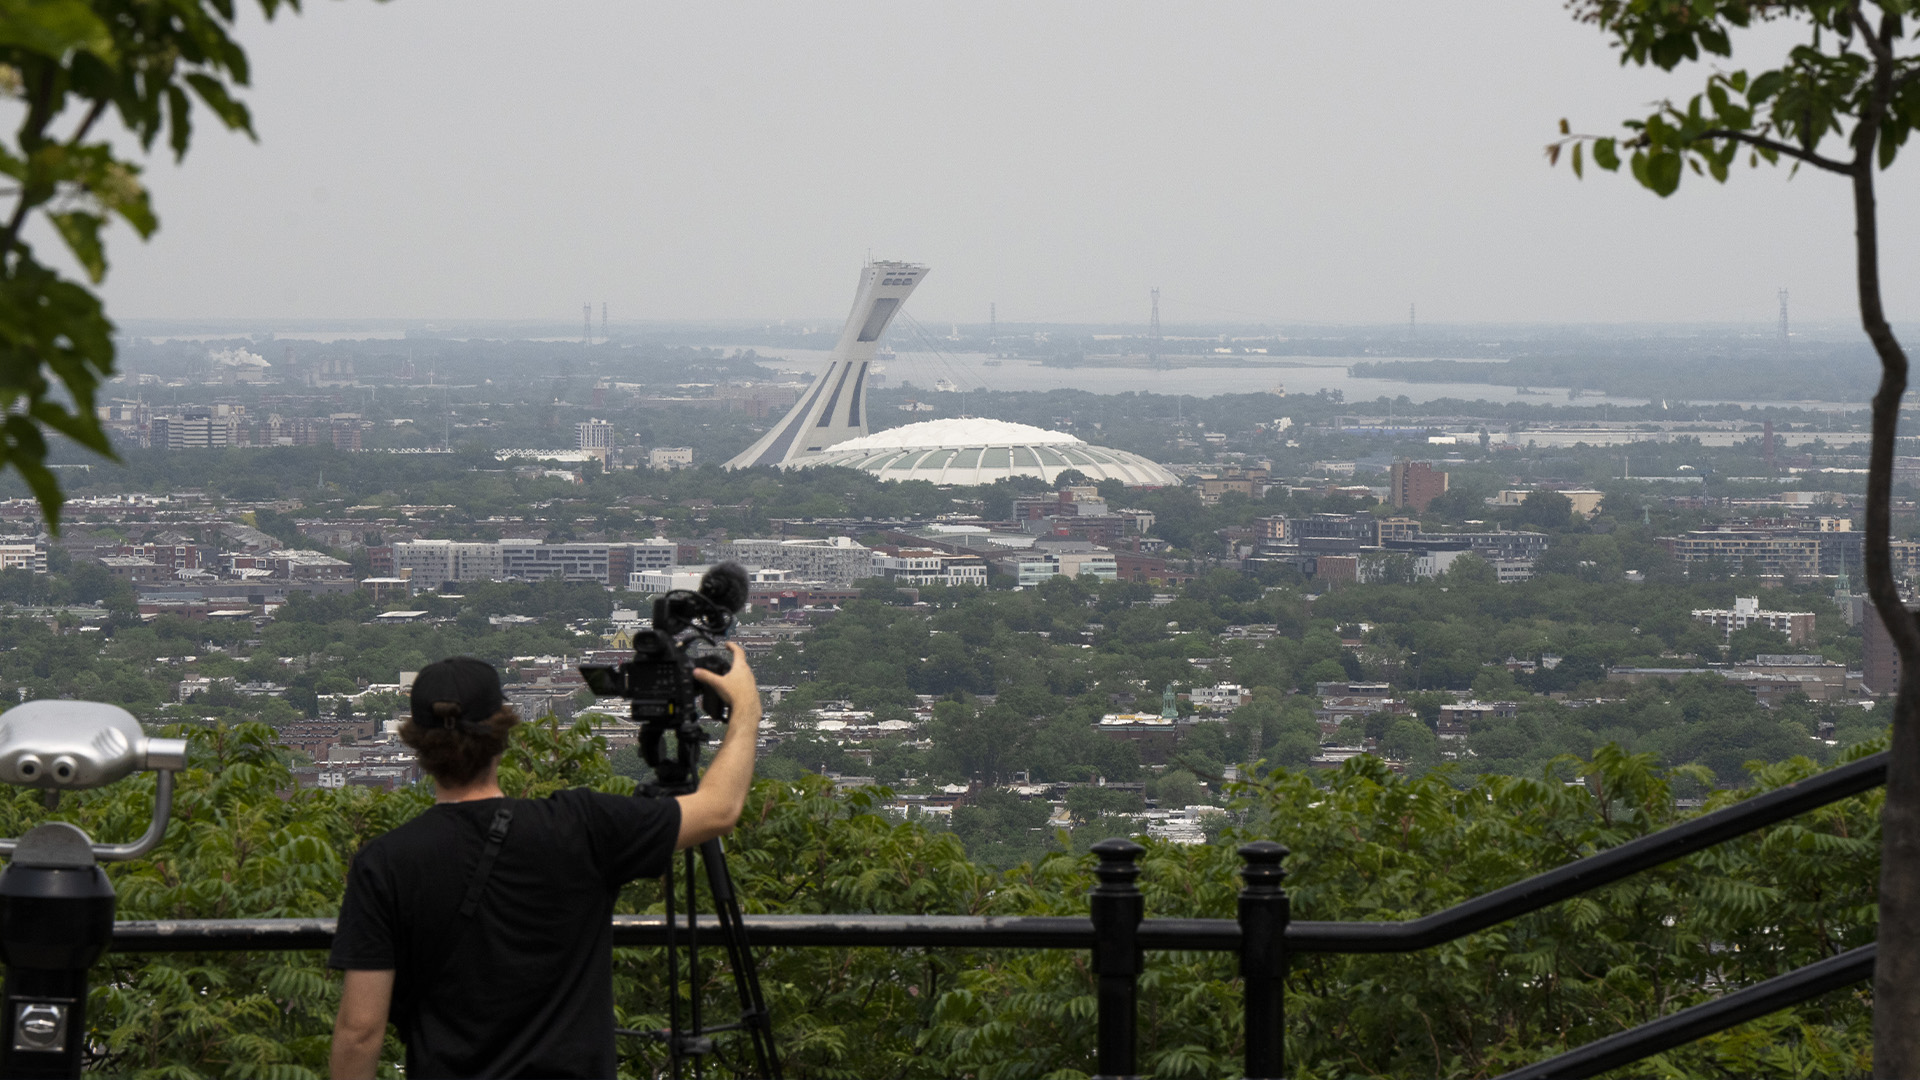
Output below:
[397,805,515,1028]
[458,806,514,918]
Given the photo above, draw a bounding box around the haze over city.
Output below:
[84,0,1918,330]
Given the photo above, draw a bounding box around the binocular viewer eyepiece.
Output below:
[0,701,189,865]
[0,701,188,793]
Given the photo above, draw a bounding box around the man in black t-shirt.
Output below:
[328,650,761,1080]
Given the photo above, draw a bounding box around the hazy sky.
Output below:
[83,1,1916,329]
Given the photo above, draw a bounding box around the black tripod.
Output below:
[648,824,781,1080]
[633,766,781,1080]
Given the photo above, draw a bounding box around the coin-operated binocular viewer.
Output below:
[0,702,186,1078]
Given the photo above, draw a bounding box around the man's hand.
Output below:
[692,643,759,716]
[678,644,761,849]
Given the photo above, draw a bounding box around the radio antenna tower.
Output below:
[989,302,997,355]
[583,303,592,344]
[1148,287,1162,367]
[601,301,608,342]
[1778,288,1790,344]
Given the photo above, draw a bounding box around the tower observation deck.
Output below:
[724,261,928,470]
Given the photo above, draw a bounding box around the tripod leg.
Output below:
[665,856,682,1080]
[700,838,783,1080]
[686,847,703,1080]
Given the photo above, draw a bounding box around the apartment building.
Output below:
[1669,528,1821,577]
[0,537,45,574]
[392,541,506,587]
[1863,604,1919,695]
[728,536,874,586]
[151,412,235,450]
[575,419,614,452]
[1389,460,1448,512]
[393,539,678,589]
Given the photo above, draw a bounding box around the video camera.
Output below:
[580,561,750,792]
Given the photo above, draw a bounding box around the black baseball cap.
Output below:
[410,658,505,730]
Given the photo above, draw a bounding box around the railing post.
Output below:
[1090,837,1145,1080]
[1238,841,1290,1080]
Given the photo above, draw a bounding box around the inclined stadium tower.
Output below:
[723,262,1178,488]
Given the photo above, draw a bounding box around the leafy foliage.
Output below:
[0,716,1879,1078]
[0,0,298,525]
[1556,1,1920,195]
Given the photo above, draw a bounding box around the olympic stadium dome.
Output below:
[799,418,1179,487]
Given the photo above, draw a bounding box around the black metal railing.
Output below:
[109,751,1888,1079]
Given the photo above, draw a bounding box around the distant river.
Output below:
[734,348,1856,410]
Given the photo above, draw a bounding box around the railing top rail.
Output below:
[109,914,1239,953]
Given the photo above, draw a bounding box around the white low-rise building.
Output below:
[1144,805,1226,845]
[1017,552,1118,587]
[1189,683,1251,712]
[872,549,989,588]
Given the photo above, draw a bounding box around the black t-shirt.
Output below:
[330,789,680,1079]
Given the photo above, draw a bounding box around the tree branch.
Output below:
[0,68,58,266]
[65,99,108,149]
[1867,3,1898,65]
[1694,128,1855,175]
[1851,7,1888,64]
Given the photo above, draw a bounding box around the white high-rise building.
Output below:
[725,261,927,469]
[576,419,613,452]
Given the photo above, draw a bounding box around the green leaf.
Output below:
[0,416,58,530]
[0,0,115,64]
[48,211,105,282]
[184,73,256,137]
[1593,138,1620,171]
[1645,151,1683,196]
[1572,141,1583,179]
[166,85,193,161]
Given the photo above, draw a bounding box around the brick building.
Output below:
[1389,460,1449,512]
[1864,604,1920,695]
